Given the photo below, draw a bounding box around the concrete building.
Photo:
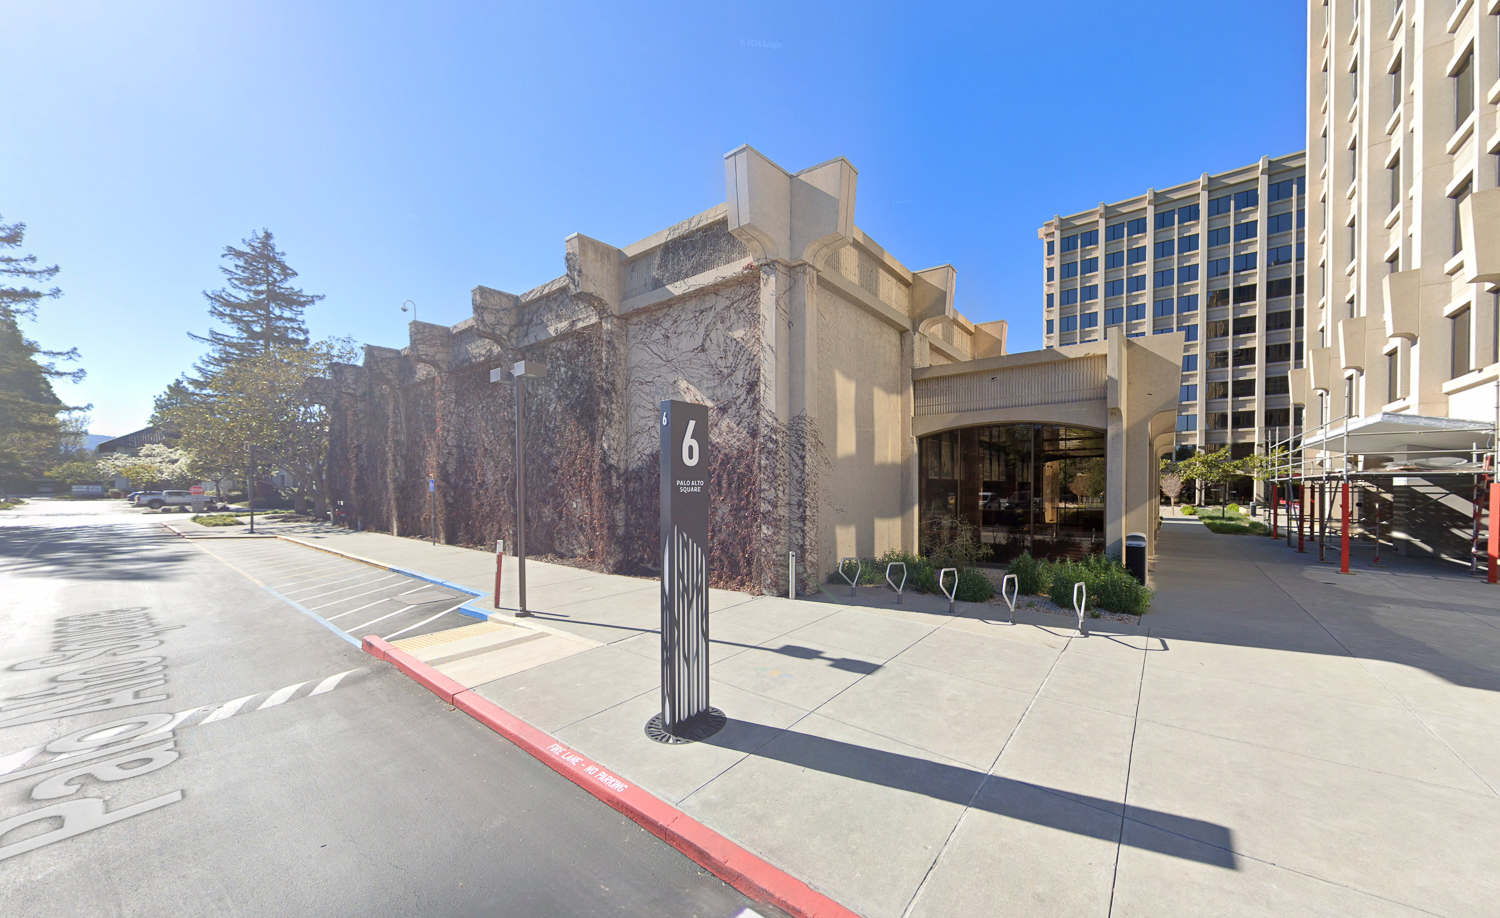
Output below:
[315,147,1181,593]
[1295,0,1500,560]
[1039,153,1309,495]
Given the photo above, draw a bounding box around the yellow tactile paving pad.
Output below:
[392,620,510,651]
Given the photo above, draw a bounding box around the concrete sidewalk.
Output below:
[273,521,1500,918]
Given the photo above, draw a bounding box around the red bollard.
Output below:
[1340,481,1352,574]
[1317,482,1326,563]
[1489,483,1499,585]
[494,539,505,608]
[1270,483,1279,539]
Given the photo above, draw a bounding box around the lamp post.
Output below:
[247,444,257,534]
[401,299,416,323]
[491,359,546,616]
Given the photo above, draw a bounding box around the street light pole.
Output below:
[401,299,417,323]
[492,359,546,616]
[247,444,256,534]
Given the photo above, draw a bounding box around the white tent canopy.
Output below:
[1301,412,1495,456]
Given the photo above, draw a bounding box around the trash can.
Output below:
[1125,532,1147,584]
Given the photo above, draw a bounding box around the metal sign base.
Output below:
[645,707,726,745]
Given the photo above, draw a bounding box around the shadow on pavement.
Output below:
[0,523,189,581]
[705,719,1238,870]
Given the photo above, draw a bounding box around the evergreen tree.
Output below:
[0,216,84,488]
[188,229,322,387]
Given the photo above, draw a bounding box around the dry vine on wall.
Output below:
[326,222,829,596]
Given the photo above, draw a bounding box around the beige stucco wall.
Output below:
[816,286,906,565]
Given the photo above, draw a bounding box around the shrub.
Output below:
[876,549,936,594]
[1226,503,1241,514]
[1181,505,1198,516]
[1006,551,1051,595]
[1044,553,1152,616]
[1082,553,1153,615]
[1201,518,1270,537]
[1046,559,1092,612]
[951,567,994,602]
[192,513,244,527]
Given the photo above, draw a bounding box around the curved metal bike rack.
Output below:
[1000,573,1018,625]
[885,561,907,604]
[838,557,863,597]
[1072,580,1089,637]
[938,567,958,615]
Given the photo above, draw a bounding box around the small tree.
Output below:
[168,339,355,516]
[98,444,194,490]
[1158,458,1185,512]
[1176,448,1246,519]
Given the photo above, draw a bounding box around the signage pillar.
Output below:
[646,400,724,744]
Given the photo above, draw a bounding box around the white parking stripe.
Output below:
[299,574,401,604]
[346,605,415,633]
[283,570,385,593]
[326,597,393,621]
[200,694,257,724]
[398,583,441,596]
[257,682,308,709]
[308,669,358,696]
[310,580,414,610]
[382,601,470,641]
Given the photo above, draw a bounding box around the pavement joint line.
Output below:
[361,635,860,918]
[192,542,361,648]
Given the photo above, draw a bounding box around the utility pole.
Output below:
[492,360,546,616]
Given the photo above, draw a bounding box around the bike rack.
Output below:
[1000,573,1018,625]
[938,567,958,614]
[1072,581,1089,637]
[838,557,862,597]
[885,562,907,604]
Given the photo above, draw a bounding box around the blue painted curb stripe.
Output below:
[259,582,362,648]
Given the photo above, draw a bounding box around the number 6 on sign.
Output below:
[682,419,699,467]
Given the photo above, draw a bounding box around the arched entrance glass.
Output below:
[918,424,1105,561]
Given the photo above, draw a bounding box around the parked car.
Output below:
[133,490,218,511]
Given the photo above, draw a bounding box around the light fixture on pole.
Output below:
[401,299,417,323]
[491,359,546,616]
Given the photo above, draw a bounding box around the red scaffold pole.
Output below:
[1298,481,1306,553]
[1340,480,1352,574]
[1489,482,1499,585]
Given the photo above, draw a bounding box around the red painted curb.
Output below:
[362,636,861,918]
[369,636,468,704]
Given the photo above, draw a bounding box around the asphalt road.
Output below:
[0,500,778,918]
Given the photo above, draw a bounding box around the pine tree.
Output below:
[0,216,84,488]
[188,229,322,387]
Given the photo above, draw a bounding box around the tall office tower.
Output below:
[1301,0,1500,560]
[1038,153,1308,469]
[1304,0,1499,424]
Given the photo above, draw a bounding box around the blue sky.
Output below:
[3,1,1307,436]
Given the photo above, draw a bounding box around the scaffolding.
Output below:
[1265,410,1499,580]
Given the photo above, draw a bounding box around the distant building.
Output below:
[1039,152,1309,488]
[96,425,174,454]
